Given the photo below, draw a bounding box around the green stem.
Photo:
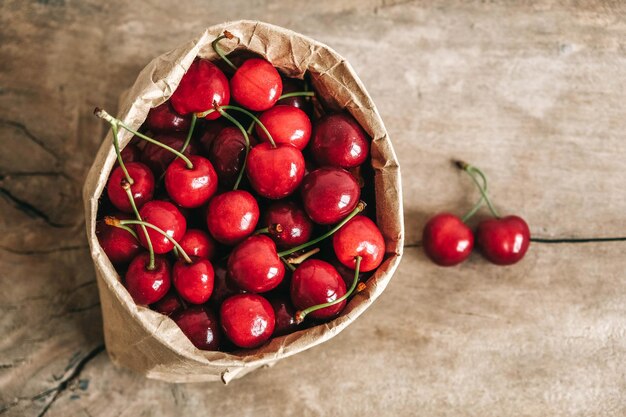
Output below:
[215,107,250,190]
[281,257,296,271]
[254,227,269,235]
[198,105,277,148]
[279,91,315,100]
[286,247,320,265]
[123,184,155,270]
[111,123,134,185]
[295,256,362,324]
[211,33,237,71]
[116,224,139,241]
[456,160,500,218]
[461,171,488,223]
[180,113,197,154]
[119,219,193,264]
[246,119,255,135]
[278,202,366,257]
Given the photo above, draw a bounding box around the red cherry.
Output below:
[150,290,183,316]
[476,216,530,265]
[198,120,227,154]
[173,257,215,304]
[422,213,474,266]
[300,167,360,225]
[170,59,230,119]
[145,101,191,132]
[117,143,140,165]
[311,113,369,168]
[206,190,259,245]
[106,162,154,213]
[220,294,275,348]
[172,306,221,350]
[269,295,298,337]
[264,201,313,249]
[256,105,312,150]
[164,155,218,208]
[141,133,199,176]
[179,229,216,260]
[125,253,171,305]
[246,143,305,199]
[96,216,142,265]
[290,259,346,320]
[277,77,312,112]
[208,262,243,309]
[137,201,186,254]
[230,58,282,111]
[208,126,257,188]
[228,235,285,293]
[332,215,385,272]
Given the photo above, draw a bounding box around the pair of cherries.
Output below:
[96,32,386,351]
[422,161,530,266]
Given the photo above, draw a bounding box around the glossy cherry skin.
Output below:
[277,77,312,112]
[208,126,256,188]
[220,294,275,348]
[107,162,154,213]
[206,190,259,245]
[173,257,214,304]
[269,295,298,337]
[256,105,312,150]
[150,290,183,316]
[145,101,191,132]
[96,216,142,265]
[208,262,243,309]
[332,215,385,272]
[290,259,347,320]
[172,306,221,351]
[246,143,305,199]
[125,253,171,305]
[422,213,474,266]
[300,167,360,225]
[137,200,187,254]
[198,120,227,154]
[141,133,199,176]
[264,201,313,249]
[230,58,282,111]
[311,113,369,168]
[170,59,230,120]
[228,235,285,293]
[164,155,218,208]
[179,229,216,260]
[476,216,530,265]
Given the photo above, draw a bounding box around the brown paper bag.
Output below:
[83,20,404,383]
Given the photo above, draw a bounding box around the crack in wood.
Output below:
[0,187,68,228]
[0,119,61,161]
[0,244,89,255]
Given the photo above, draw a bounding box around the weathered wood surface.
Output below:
[1,1,625,416]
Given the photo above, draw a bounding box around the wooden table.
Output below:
[1,1,625,415]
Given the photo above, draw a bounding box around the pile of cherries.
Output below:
[422,161,530,267]
[95,32,385,352]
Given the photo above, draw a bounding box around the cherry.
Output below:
[141,133,199,176]
[179,229,216,260]
[220,294,275,348]
[300,167,361,225]
[422,213,473,266]
[170,59,230,119]
[145,101,191,132]
[208,126,257,188]
[290,259,346,320]
[150,290,183,316]
[117,142,140,165]
[208,262,243,309]
[228,235,285,293]
[164,155,218,208]
[206,190,259,245]
[246,143,305,199]
[198,120,227,154]
[264,201,313,249]
[172,306,221,350]
[106,162,154,213]
[96,215,141,265]
[255,105,312,150]
[125,253,170,305]
[277,77,312,112]
[173,257,215,304]
[332,215,385,272]
[230,58,282,111]
[476,216,530,265]
[269,295,299,337]
[137,201,186,254]
[311,113,369,168]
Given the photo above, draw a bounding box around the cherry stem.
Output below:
[281,257,296,271]
[111,123,134,185]
[180,113,197,154]
[211,32,237,71]
[461,170,488,223]
[115,218,193,264]
[123,183,155,270]
[94,108,194,169]
[213,106,249,190]
[254,224,283,235]
[277,201,366,258]
[286,247,320,264]
[455,160,500,219]
[295,256,362,324]
[197,104,277,148]
[278,91,315,100]
[254,227,269,235]
[115,224,139,241]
